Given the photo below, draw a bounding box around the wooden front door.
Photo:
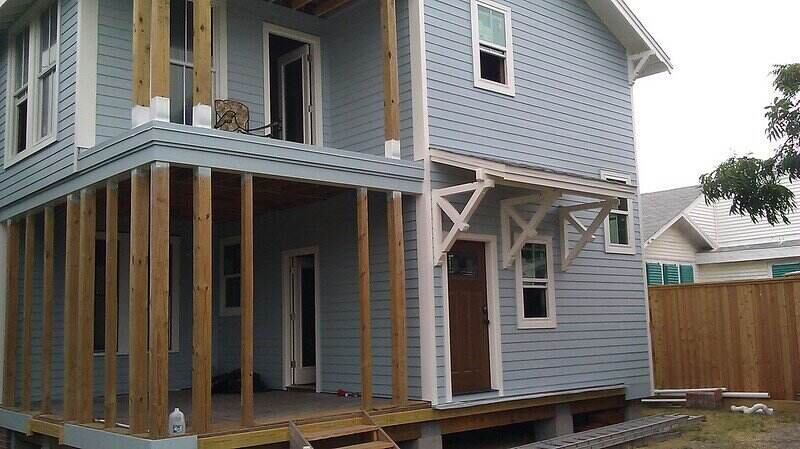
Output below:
[447,240,492,395]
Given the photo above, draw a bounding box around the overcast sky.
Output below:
[628,0,800,193]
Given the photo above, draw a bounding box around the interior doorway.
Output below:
[282,247,320,390]
[265,25,321,145]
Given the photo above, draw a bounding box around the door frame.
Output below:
[441,234,503,402]
[263,23,324,146]
[281,246,322,392]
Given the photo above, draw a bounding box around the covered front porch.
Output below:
[0,122,424,445]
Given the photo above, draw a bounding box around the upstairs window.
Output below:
[6,2,59,166]
[170,0,226,125]
[601,172,636,255]
[516,238,556,329]
[471,0,515,96]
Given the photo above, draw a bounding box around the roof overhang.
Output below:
[696,243,800,265]
[0,0,36,31]
[585,0,673,80]
[430,148,637,200]
[646,213,716,251]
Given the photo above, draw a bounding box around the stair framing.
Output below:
[290,412,399,449]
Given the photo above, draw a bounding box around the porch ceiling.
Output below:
[267,0,355,17]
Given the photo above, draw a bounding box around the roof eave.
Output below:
[585,0,673,79]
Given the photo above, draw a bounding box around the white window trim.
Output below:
[4,0,60,168]
[93,234,181,356]
[219,235,241,316]
[470,0,515,96]
[601,171,636,255]
[515,236,557,329]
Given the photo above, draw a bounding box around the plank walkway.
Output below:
[518,414,702,449]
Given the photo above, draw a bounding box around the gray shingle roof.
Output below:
[640,185,702,241]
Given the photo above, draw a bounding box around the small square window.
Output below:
[517,239,556,329]
[471,0,515,96]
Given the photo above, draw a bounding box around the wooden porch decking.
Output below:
[36,390,428,434]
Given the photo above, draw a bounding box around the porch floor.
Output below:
[44,390,426,433]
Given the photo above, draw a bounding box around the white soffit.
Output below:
[586,0,673,78]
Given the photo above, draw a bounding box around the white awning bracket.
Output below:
[432,170,495,265]
[559,199,617,270]
[501,190,561,268]
[628,49,656,85]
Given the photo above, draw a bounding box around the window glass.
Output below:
[14,29,28,90]
[609,213,628,245]
[478,5,506,47]
[222,241,241,310]
[520,242,552,322]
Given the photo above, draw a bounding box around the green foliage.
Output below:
[701,64,800,225]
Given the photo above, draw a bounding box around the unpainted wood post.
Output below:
[41,206,54,414]
[104,182,119,427]
[77,188,97,424]
[129,168,150,434]
[63,195,80,420]
[357,189,373,411]
[193,167,213,433]
[149,163,170,437]
[241,174,254,427]
[2,220,20,407]
[21,213,35,411]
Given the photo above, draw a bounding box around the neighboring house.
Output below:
[0,1,670,449]
[642,182,800,285]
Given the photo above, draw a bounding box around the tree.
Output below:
[700,64,800,225]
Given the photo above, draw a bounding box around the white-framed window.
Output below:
[170,0,228,125]
[219,236,241,316]
[515,237,557,329]
[93,234,181,355]
[5,0,59,167]
[470,0,515,96]
[601,172,636,255]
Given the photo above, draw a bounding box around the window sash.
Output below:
[477,3,507,48]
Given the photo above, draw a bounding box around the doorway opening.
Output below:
[266,29,318,145]
[282,248,320,390]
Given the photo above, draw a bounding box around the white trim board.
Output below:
[74,0,98,150]
[262,23,324,146]
[281,246,322,393]
[696,245,800,265]
[440,233,504,403]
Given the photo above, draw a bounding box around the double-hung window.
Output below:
[220,237,241,316]
[601,172,636,254]
[6,1,59,165]
[170,0,226,125]
[471,0,515,96]
[516,238,556,329]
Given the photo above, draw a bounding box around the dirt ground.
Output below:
[643,401,800,449]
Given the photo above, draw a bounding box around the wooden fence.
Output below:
[648,278,800,400]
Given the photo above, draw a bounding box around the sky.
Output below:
[628,0,800,193]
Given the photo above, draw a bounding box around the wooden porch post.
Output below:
[192,0,213,126]
[41,206,54,414]
[192,167,213,434]
[150,0,170,121]
[104,182,119,427]
[63,195,80,420]
[241,174,254,427]
[149,163,170,437]
[77,189,97,424]
[132,0,151,126]
[129,168,150,434]
[2,220,19,407]
[356,189,373,410]
[380,0,408,407]
[21,213,35,411]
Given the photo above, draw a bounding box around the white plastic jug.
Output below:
[169,407,186,435]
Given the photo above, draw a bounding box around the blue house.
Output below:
[0,0,670,448]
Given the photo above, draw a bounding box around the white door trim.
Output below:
[441,234,504,403]
[263,23,323,146]
[281,246,322,392]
